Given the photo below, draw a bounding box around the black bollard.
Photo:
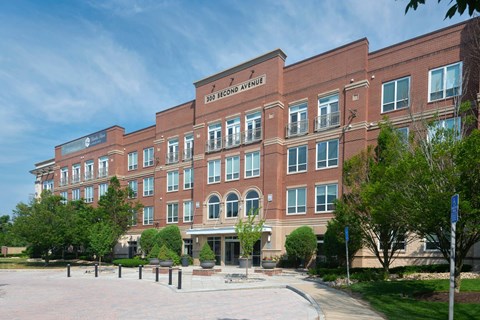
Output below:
[67,264,71,278]
[178,269,182,290]
[95,264,98,278]
[139,265,143,279]
[168,267,172,285]
[155,266,159,282]
[118,264,122,278]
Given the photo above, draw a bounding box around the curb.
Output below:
[287,285,326,320]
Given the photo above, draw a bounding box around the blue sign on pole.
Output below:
[345,226,349,242]
[451,194,459,223]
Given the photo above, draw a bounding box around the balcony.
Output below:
[286,119,309,138]
[98,167,108,179]
[206,137,222,153]
[84,171,94,181]
[183,148,193,161]
[59,177,68,187]
[166,152,179,165]
[315,111,340,131]
[244,127,262,144]
[224,132,242,149]
[71,174,81,185]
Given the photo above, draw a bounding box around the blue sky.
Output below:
[0,0,469,216]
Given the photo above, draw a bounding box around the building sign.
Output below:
[204,74,266,104]
[61,130,107,156]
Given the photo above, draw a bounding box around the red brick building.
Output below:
[31,19,480,268]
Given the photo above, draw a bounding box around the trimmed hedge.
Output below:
[112,258,148,267]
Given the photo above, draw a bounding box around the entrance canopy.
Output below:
[186,225,272,236]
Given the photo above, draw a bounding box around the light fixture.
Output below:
[195,237,199,244]
[267,234,271,242]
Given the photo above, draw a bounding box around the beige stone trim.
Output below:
[344,79,370,91]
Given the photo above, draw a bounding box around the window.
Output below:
[60,167,68,186]
[42,180,54,192]
[84,186,94,203]
[183,239,193,256]
[245,190,259,215]
[183,201,193,223]
[208,195,220,220]
[245,151,260,178]
[315,184,338,212]
[396,127,409,144]
[429,62,462,101]
[287,102,308,137]
[317,94,340,130]
[287,188,306,215]
[316,139,338,169]
[428,117,461,142]
[143,177,154,196]
[128,180,138,198]
[225,117,241,148]
[382,77,410,112]
[225,193,239,218]
[85,160,94,181]
[184,134,194,160]
[167,203,179,223]
[72,164,81,184]
[245,112,262,143]
[130,210,137,226]
[128,152,138,170]
[288,145,307,173]
[99,183,108,199]
[208,159,221,184]
[207,123,222,152]
[60,191,68,204]
[225,156,240,181]
[72,188,80,201]
[98,156,108,178]
[425,234,440,251]
[143,207,153,225]
[167,171,179,192]
[167,139,179,164]
[379,233,406,251]
[143,147,154,167]
[183,168,194,189]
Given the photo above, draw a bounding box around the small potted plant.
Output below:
[261,255,279,269]
[148,244,160,265]
[199,243,215,269]
[181,254,191,267]
[158,245,174,267]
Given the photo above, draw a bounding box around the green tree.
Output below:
[235,209,264,277]
[88,221,117,266]
[285,226,317,268]
[324,218,362,267]
[140,228,158,256]
[0,215,26,247]
[155,225,182,256]
[405,0,480,19]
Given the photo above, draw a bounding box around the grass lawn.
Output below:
[0,257,97,269]
[350,279,480,320]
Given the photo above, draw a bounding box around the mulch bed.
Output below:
[415,292,480,303]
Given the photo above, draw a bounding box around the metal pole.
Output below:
[67,264,71,278]
[449,222,456,320]
[168,267,172,285]
[139,265,143,280]
[155,266,159,282]
[178,269,182,290]
[94,264,98,278]
[345,240,350,286]
[118,264,122,278]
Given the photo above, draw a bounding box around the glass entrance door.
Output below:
[225,237,240,265]
[252,240,261,266]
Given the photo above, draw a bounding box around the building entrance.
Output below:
[225,236,240,265]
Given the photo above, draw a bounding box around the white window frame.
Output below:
[287,145,308,173]
[84,186,94,203]
[424,234,440,252]
[183,201,193,223]
[184,134,194,160]
[208,195,220,220]
[60,191,68,204]
[245,151,260,178]
[315,183,338,213]
[167,171,179,192]
[143,177,154,196]
[317,93,340,130]
[72,164,81,184]
[99,183,108,199]
[428,62,462,102]
[225,156,240,181]
[167,138,179,164]
[130,210,138,226]
[143,207,153,225]
[128,180,138,198]
[207,123,222,152]
[287,188,306,215]
[98,156,108,178]
[428,117,461,142]
[85,160,94,181]
[245,112,262,143]
[207,159,221,184]
[128,151,138,171]
[225,193,239,218]
[167,203,179,224]
[245,190,259,216]
[381,76,410,113]
[60,167,68,186]
[143,147,154,167]
[184,167,193,189]
[378,233,407,251]
[316,139,339,170]
[72,188,80,201]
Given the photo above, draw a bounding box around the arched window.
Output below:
[225,193,239,218]
[245,190,259,215]
[208,195,220,220]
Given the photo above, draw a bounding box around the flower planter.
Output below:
[261,260,277,269]
[159,260,173,267]
[149,258,159,265]
[239,257,252,268]
[200,260,215,269]
[181,256,190,267]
